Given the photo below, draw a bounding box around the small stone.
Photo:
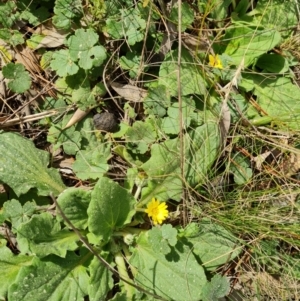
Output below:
[93,112,118,132]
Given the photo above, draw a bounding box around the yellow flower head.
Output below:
[208,54,223,69]
[145,198,169,225]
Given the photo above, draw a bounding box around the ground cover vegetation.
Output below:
[0,0,300,300]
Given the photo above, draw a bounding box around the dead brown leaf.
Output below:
[111,82,147,102]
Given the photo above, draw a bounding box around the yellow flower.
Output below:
[208,54,223,69]
[145,198,169,225]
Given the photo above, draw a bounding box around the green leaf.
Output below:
[0,1,17,28]
[229,153,252,185]
[159,48,206,96]
[199,0,231,21]
[178,222,200,238]
[161,98,194,135]
[255,53,289,74]
[87,177,136,244]
[53,0,82,30]
[126,120,158,154]
[223,25,281,67]
[47,114,82,155]
[8,250,91,301]
[250,0,297,39]
[72,143,111,180]
[234,0,250,16]
[170,2,194,31]
[26,33,44,49]
[0,246,33,299]
[67,28,107,70]
[130,232,207,301]
[56,188,91,230]
[72,81,106,110]
[10,31,24,46]
[0,132,65,197]
[190,219,241,271]
[144,85,171,117]
[50,49,79,77]
[185,123,220,187]
[110,292,127,301]
[202,274,230,301]
[3,199,36,230]
[0,29,24,46]
[88,252,114,301]
[119,52,144,78]
[106,8,146,45]
[17,1,50,26]
[17,212,79,258]
[2,63,31,93]
[141,138,183,202]
[240,74,300,129]
[148,224,178,255]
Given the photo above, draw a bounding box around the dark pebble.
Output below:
[93,112,118,132]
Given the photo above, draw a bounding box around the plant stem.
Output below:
[114,251,135,298]
[122,243,138,277]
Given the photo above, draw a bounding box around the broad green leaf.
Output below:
[0,1,17,28]
[0,246,33,299]
[144,85,171,117]
[0,28,12,41]
[56,188,91,230]
[234,0,250,16]
[87,177,136,244]
[130,232,207,301]
[170,2,194,31]
[249,0,297,39]
[185,123,220,187]
[2,63,31,93]
[67,28,107,70]
[47,113,82,154]
[202,274,230,301]
[72,82,106,110]
[72,143,111,180]
[3,199,36,230]
[40,51,53,70]
[53,0,82,29]
[88,252,114,301]
[141,138,183,202]
[119,52,144,78]
[199,0,231,21]
[17,1,50,26]
[17,212,79,258]
[161,99,194,135]
[78,113,100,150]
[148,224,178,255]
[106,8,146,45]
[223,25,281,66]
[159,48,206,96]
[26,33,44,49]
[190,219,241,271]
[54,69,91,104]
[10,31,24,46]
[0,29,24,46]
[8,250,91,301]
[255,53,289,74]
[229,153,252,185]
[178,222,199,238]
[240,74,300,129]
[50,49,79,76]
[0,132,65,197]
[110,292,127,301]
[126,120,158,154]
